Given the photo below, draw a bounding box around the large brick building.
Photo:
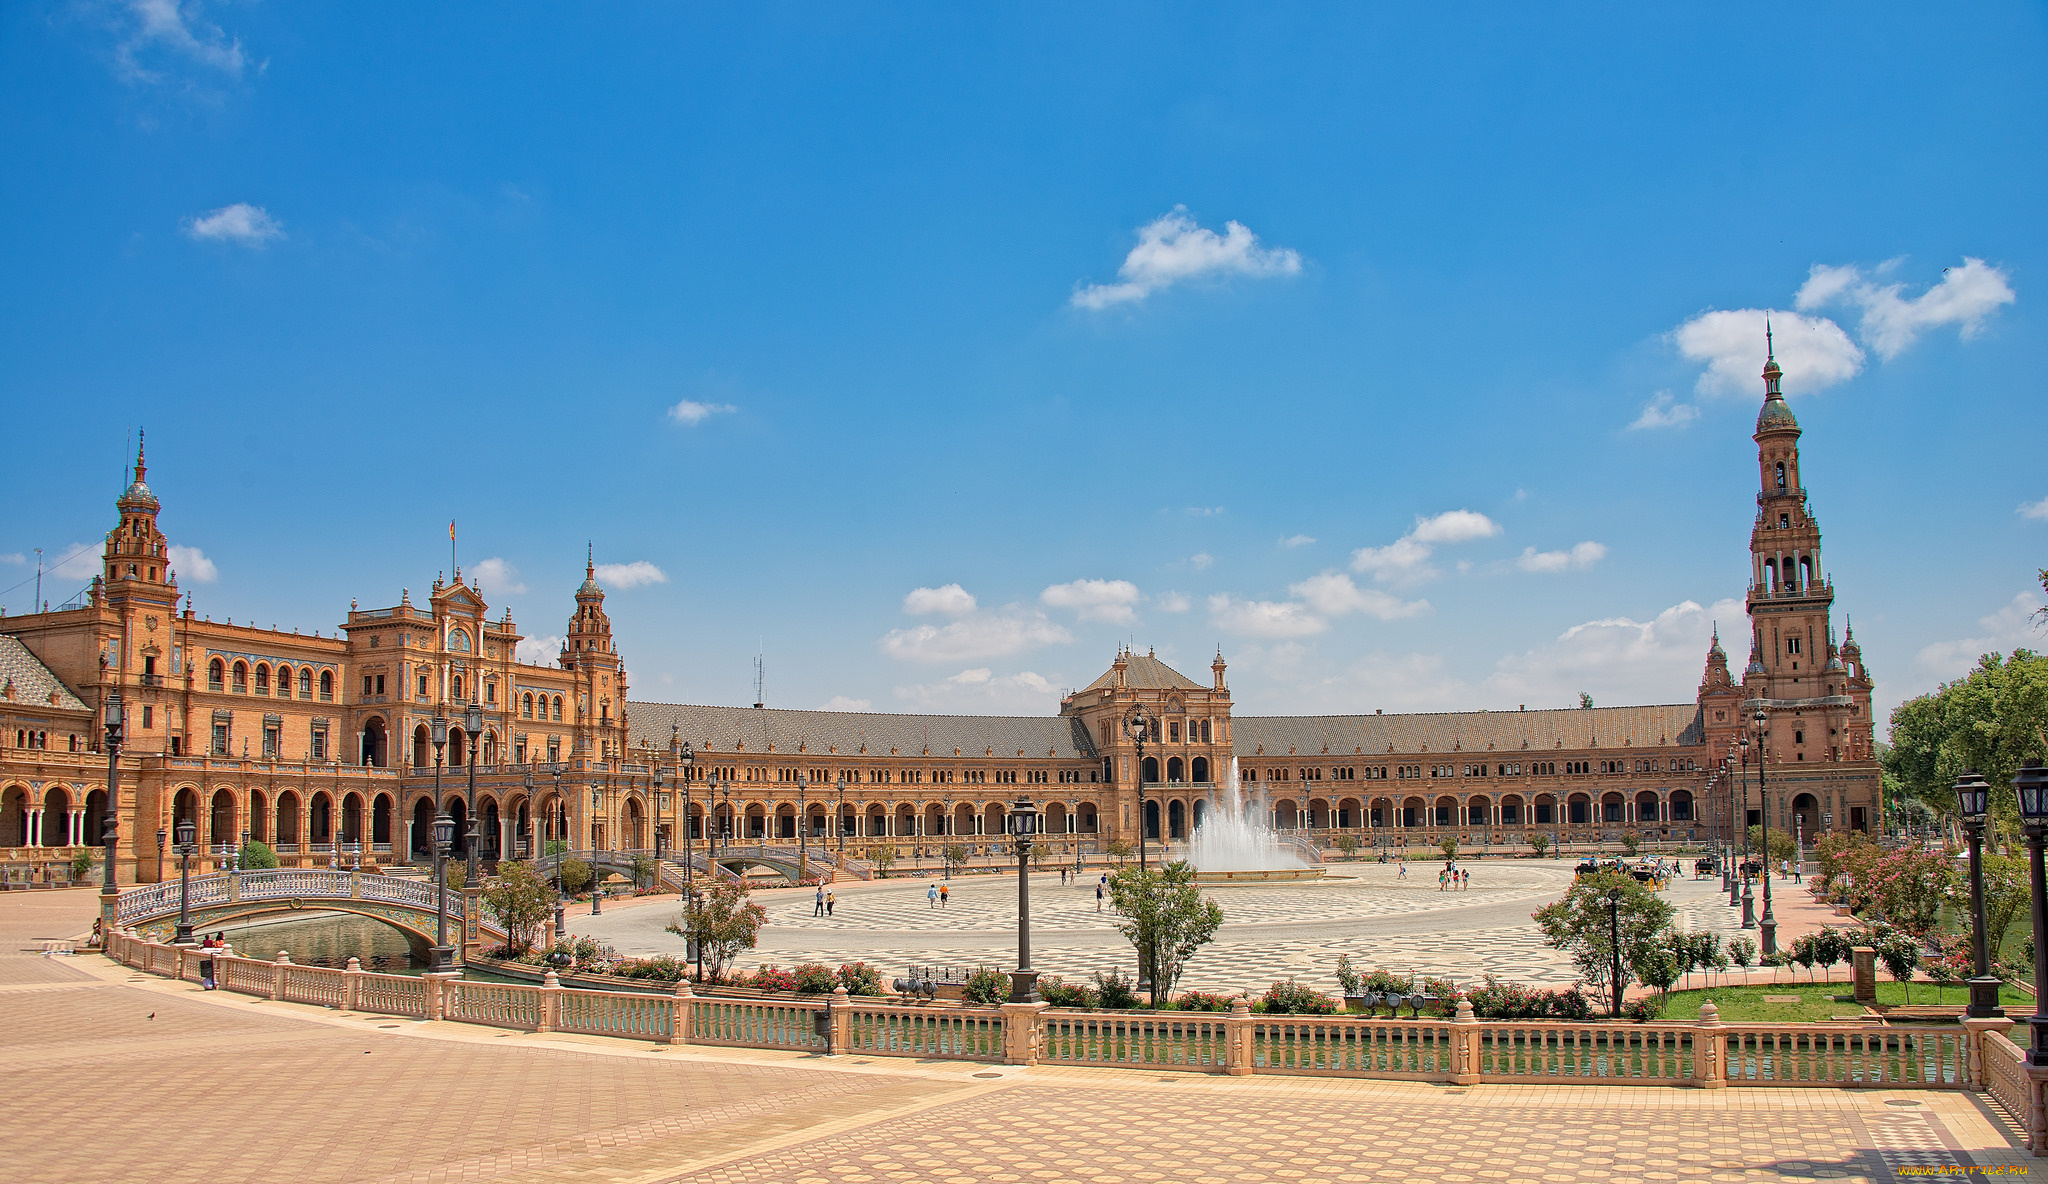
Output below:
[2,349,1881,884]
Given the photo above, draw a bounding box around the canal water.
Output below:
[216,911,428,973]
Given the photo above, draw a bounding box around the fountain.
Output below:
[1185,759,1328,884]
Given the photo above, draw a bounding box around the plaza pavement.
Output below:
[6,888,2035,1184]
[575,858,1826,996]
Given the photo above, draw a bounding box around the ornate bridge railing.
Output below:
[100,927,2037,1120]
[112,869,499,946]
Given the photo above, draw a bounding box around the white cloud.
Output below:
[594,560,667,589]
[2020,497,2048,523]
[165,544,216,583]
[819,695,872,712]
[1483,597,1745,708]
[1155,591,1191,613]
[1206,594,1327,639]
[1189,552,1214,570]
[114,0,247,83]
[1673,308,1864,395]
[1278,534,1316,548]
[904,584,977,616]
[52,545,100,581]
[1288,572,1430,621]
[1349,510,1500,586]
[1514,541,1608,574]
[516,634,564,664]
[1071,206,1303,310]
[469,557,526,595]
[0,553,22,565]
[1410,510,1501,544]
[1628,391,1700,431]
[1913,591,2047,684]
[1040,578,1140,625]
[1797,257,2017,360]
[1184,506,1225,517]
[880,611,1071,664]
[1266,649,1475,714]
[668,399,736,426]
[183,203,283,247]
[892,668,1060,714]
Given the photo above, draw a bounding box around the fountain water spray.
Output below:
[1185,759,1324,882]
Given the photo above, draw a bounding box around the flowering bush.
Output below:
[1812,833,1955,935]
[738,965,798,992]
[963,966,1011,1006]
[836,961,885,996]
[1620,994,1664,1022]
[1463,975,1596,1020]
[1173,990,1237,1012]
[1252,978,1338,1014]
[793,962,838,995]
[1038,975,1098,1008]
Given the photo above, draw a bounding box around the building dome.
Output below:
[1756,392,1800,433]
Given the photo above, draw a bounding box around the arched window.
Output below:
[231,661,248,691]
[299,668,312,698]
[552,696,563,721]
[452,674,464,700]
[209,658,225,690]
[521,692,533,719]
[254,663,269,692]
[319,670,333,699]
[1775,461,1786,490]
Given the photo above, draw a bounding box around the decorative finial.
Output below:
[587,541,594,578]
[1765,319,1774,361]
[135,428,146,482]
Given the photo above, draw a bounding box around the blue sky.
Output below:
[2,2,2043,725]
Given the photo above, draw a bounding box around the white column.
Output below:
[26,809,40,847]
[72,809,85,846]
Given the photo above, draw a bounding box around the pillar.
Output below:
[26,808,40,847]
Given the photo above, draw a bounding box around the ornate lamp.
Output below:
[1955,770,2000,1018]
[1007,796,1041,1003]
[2013,760,2048,1065]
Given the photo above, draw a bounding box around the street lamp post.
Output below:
[1606,887,1624,1017]
[1123,708,1154,1005]
[1755,709,1777,956]
[1738,737,1753,923]
[1007,797,1041,1003]
[797,773,809,884]
[465,703,483,889]
[429,711,453,973]
[2011,761,2048,1066]
[173,818,197,944]
[836,775,847,859]
[1956,770,2002,1019]
[591,784,604,915]
[101,688,123,907]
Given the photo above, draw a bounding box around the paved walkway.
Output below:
[5,889,2036,1184]
[577,861,1830,995]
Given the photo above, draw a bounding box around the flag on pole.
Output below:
[450,520,456,541]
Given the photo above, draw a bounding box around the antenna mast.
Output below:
[753,644,765,710]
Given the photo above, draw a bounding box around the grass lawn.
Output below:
[1656,980,2035,1023]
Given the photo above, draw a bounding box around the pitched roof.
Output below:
[1080,653,1205,693]
[1233,703,1706,758]
[629,701,1099,760]
[0,635,92,715]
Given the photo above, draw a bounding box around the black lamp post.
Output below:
[1738,736,1754,924]
[797,773,809,883]
[464,703,484,888]
[591,784,604,915]
[1123,707,1154,1005]
[836,774,847,858]
[430,808,456,972]
[682,751,696,888]
[156,826,166,884]
[523,771,535,859]
[173,818,197,944]
[1007,797,1041,1003]
[1755,710,1776,955]
[101,688,123,901]
[1956,769,2002,1019]
[2012,760,2048,1065]
[1605,886,1624,1017]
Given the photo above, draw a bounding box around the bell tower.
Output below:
[1736,330,1880,832]
[562,548,627,761]
[102,432,178,608]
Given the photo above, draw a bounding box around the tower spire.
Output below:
[134,428,146,484]
[1765,319,1774,361]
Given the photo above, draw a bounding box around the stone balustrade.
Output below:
[102,928,2022,1103]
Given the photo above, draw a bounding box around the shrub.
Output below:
[238,840,279,870]
[1465,975,1551,1020]
[1039,975,1098,1009]
[963,966,1010,1006]
[741,965,798,992]
[1334,954,1363,997]
[617,955,686,982]
[1360,967,1414,995]
[1620,832,1642,857]
[1420,976,1462,1019]
[1253,978,1338,1015]
[1530,834,1551,858]
[559,859,594,896]
[836,961,884,996]
[1727,935,1757,968]
[793,962,837,995]
[1093,969,1141,1010]
[1620,994,1664,1022]
[1545,988,1595,1021]
[1174,990,1237,1012]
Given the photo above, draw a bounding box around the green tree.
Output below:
[1107,860,1224,1001]
[1620,831,1641,857]
[482,860,556,952]
[446,863,467,891]
[1104,838,1136,864]
[558,858,594,896]
[1970,854,2030,963]
[869,843,897,877]
[1532,870,1675,1015]
[1530,834,1551,859]
[943,843,971,877]
[1745,825,1798,867]
[238,840,279,870]
[1886,650,2048,846]
[1334,834,1362,860]
[1438,837,1458,864]
[629,852,657,889]
[69,849,98,880]
[667,878,768,983]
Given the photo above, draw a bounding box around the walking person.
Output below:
[1095,881,1104,912]
[814,885,826,917]
[939,883,949,908]
[825,889,835,917]
[928,882,938,908]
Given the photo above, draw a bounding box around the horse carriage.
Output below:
[1693,855,1719,879]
